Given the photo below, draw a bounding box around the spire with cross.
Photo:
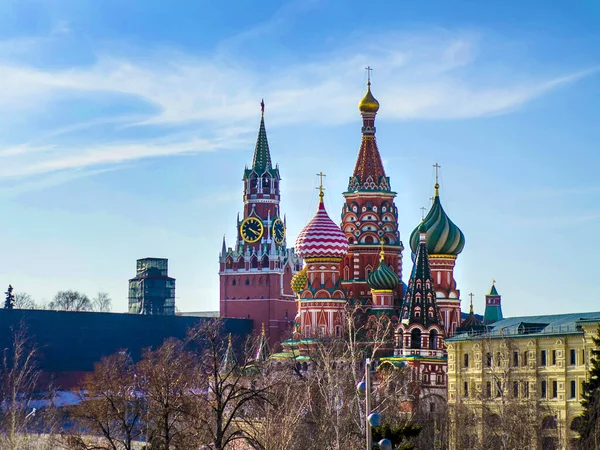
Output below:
[433,163,441,196]
[316,172,326,203]
[365,65,373,84]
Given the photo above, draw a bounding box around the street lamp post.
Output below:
[365,358,372,450]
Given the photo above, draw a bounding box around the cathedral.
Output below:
[219,77,467,375]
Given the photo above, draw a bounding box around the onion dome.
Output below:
[296,194,348,260]
[409,184,465,255]
[291,267,308,294]
[367,245,399,291]
[368,259,399,291]
[358,81,380,113]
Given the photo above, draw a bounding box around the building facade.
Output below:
[219,102,302,344]
[446,312,600,450]
[128,257,176,315]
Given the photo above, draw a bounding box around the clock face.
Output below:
[272,218,286,244]
[240,217,264,243]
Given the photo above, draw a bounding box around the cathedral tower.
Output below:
[294,183,349,338]
[483,281,503,325]
[219,102,301,344]
[409,173,465,337]
[340,77,404,305]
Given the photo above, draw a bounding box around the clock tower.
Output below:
[219,101,301,345]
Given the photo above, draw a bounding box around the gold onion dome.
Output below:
[358,82,380,113]
[291,267,308,294]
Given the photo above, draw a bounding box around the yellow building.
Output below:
[446,312,600,450]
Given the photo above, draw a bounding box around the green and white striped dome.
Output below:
[367,258,399,291]
[409,186,465,256]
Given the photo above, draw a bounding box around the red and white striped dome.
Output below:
[296,201,348,259]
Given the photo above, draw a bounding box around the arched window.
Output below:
[411,329,422,349]
[251,256,258,269]
[429,329,438,350]
[396,330,403,348]
[261,255,269,269]
[237,258,245,270]
[232,279,236,286]
[245,278,250,286]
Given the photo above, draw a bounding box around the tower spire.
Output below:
[401,222,441,328]
[252,100,272,173]
[483,280,503,325]
[349,76,389,192]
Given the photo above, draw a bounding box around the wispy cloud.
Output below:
[0,27,596,184]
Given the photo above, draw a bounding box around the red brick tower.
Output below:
[340,76,404,305]
[219,101,302,344]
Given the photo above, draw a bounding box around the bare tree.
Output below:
[137,338,196,450]
[49,291,93,312]
[0,324,58,450]
[242,365,309,450]
[92,292,112,313]
[184,320,277,450]
[14,292,36,310]
[66,351,143,450]
[276,304,414,450]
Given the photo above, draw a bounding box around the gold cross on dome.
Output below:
[316,172,326,201]
[365,66,373,83]
[492,279,496,285]
[420,206,426,219]
[433,163,441,185]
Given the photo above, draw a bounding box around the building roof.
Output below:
[446,311,600,342]
[244,101,278,178]
[295,197,348,260]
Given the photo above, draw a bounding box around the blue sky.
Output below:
[0,0,599,316]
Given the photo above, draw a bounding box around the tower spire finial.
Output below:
[261,98,265,117]
[365,66,373,84]
[316,172,326,203]
[433,163,441,196]
[420,206,426,220]
[379,238,385,261]
[469,292,474,314]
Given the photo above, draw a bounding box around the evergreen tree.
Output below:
[577,324,600,448]
[4,284,15,309]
